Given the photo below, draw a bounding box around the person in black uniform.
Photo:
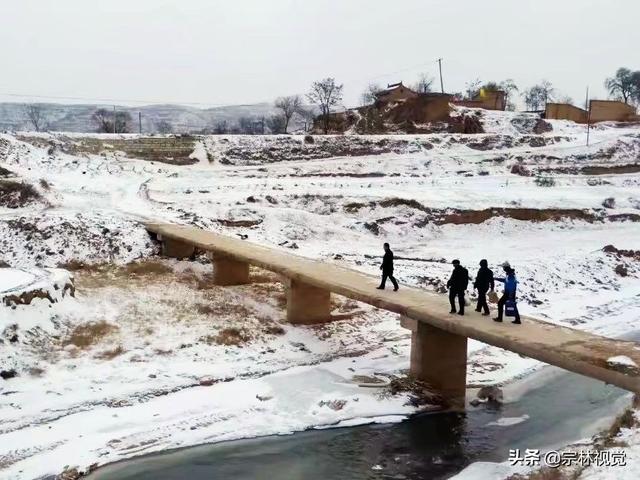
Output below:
[447,259,469,315]
[474,259,494,316]
[377,243,399,291]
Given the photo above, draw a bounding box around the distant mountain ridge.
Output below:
[0,101,282,133]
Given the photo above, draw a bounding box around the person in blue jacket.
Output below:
[493,261,521,324]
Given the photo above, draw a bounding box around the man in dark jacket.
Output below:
[377,243,399,291]
[447,259,468,315]
[474,259,494,316]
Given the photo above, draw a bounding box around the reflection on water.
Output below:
[92,364,631,480]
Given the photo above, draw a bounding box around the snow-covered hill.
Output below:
[0,101,281,133]
[1,110,639,478]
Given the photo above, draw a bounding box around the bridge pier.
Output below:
[160,236,195,259]
[402,316,467,409]
[286,279,331,325]
[208,253,250,286]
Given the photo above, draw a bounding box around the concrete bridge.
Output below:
[146,222,640,408]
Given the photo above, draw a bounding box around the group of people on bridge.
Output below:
[377,243,521,325]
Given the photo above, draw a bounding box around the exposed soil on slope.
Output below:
[17,135,199,166]
[212,136,433,165]
[464,134,571,151]
[208,134,575,166]
[344,198,639,226]
[539,163,640,175]
[430,208,602,225]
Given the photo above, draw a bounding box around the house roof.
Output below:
[376,82,412,97]
[420,92,453,98]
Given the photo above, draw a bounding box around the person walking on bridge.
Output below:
[377,242,399,291]
[447,259,469,315]
[474,259,494,316]
[493,262,521,324]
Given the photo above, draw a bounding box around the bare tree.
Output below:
[237,116,256,134]
[539,80,554,104]
[481,81,501,91]
[266,114,286,134]
[605,67,638,104]
[297,107,316,132]
[359,83,382,106]
[464,78,482,99]
[257,117,266,135]
[499,79,519,110]
[480,80,519,110]
[115,112,132,133]
[522,81,554,111]
[274,95,302,133]
[556,93,574,105]
[213,120,228,134]
[633,71,640,105]
[631,70,640,106]
[23,104,48,132]
[307,77,343,134]
[91,108,132,133]
[413,74,434,94]
[522,86,545,111]
[155,120,173,134]
[92,109,112,132]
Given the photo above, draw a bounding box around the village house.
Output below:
[453,88,507,111]
[589,100,639,123]
[374,82,418,104]
[545,103,588,123]
[545,99,639,124]
[313,80,453,134]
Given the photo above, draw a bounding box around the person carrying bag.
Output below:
[493,261,521,325]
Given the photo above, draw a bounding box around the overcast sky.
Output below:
[1,0,638,109]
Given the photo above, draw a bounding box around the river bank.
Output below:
[88,360,633,480]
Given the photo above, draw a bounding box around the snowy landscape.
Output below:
[1,108,640,479]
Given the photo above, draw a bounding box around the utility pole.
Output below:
[584,86,589,111]
[586,86,592,147]
[138,112,142,134]
[113,105,116,134]
[437,58,444,93]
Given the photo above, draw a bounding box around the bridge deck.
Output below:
[146,221,640,394]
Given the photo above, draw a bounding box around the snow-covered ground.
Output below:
[1,109,640,478]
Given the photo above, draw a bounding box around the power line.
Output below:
[1,58,450,117]
[1,57,445,108]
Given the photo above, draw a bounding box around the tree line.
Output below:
[18,66,640,133]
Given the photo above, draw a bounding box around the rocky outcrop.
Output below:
[3,288,56,307]
[603,245,640,260]
[1,268,75,308]
[533,118,553,134]
[448,113,484,134]
[470,385,504,406]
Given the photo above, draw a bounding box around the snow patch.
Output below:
[485,414,530,427]
[607,356,638,368]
